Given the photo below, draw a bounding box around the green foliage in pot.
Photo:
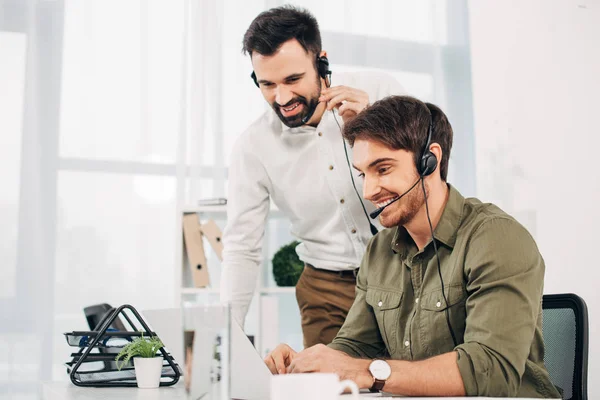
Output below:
[272,240,304,287]
[115,332,164,370]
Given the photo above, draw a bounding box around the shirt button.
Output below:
[404,340,410,347]
[329,165,334,170]
[415,298,419,304]
[340,198,345,204]
[436,301,442,308]
[318,132,323,137]
[378,301,383,307]
[351,228,357,234]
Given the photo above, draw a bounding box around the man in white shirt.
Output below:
[220,5,405,347]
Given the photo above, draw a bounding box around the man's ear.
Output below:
[429,143,443,170]
[320,50,328,58]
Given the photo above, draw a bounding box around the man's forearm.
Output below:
[219,260,261,326]
[353,352,465,396]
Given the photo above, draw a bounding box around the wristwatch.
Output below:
[368,359,391,392]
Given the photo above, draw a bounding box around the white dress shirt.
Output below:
[220,71,406,325]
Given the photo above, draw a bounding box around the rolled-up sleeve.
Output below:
[455,217,545,397]
[328,243,387,358]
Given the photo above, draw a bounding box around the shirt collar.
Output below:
[390,183,465,255]
[434,184,465,248]
[276,108,330,134]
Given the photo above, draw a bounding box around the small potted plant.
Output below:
[272,240,304,286]
[115,332,164,388]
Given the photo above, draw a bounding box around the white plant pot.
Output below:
[133,356,163,388]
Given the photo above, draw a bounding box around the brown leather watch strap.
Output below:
[370,378,385,392]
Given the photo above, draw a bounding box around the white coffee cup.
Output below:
[270,373,359,400]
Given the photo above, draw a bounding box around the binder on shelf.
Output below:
[200,219,223,261]
[182,214,225,287]
[64,304,182,387]
[183,213,210,287]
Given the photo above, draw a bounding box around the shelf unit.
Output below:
[180,287,296,295]
[178,203,301,356]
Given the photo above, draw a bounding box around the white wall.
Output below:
[468,0,599,396]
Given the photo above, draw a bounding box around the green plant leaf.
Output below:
[115,332,164,370]
[272,240,304,287]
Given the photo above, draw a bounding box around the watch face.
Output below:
[369,359,392,380]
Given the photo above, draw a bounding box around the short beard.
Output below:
[272,77,321,128]
[379,179,428,228]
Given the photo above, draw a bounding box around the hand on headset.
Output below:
[318,86,369,124]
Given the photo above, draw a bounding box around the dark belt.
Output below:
[305,263,359,278]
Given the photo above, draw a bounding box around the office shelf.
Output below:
[182,204,285,218]
[180,287,295,295]
[180,287,221,295]
[259,287,295,294]
[178,204,298,356]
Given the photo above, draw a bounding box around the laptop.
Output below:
[190,316,272,400]
[141,308,185,367]
[143,308,387,399]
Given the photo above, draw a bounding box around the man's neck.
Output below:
[404,181,450,250]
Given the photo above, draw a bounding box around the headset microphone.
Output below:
[369,178,421,219]
[301,102,319,125]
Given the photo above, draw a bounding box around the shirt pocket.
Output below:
[418,285,466,356]
[366,288,403,355]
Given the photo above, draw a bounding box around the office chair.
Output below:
[83,303,128,371]
[542,293,588,400]
[84,303,127,331]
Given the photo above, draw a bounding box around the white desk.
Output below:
[42,382,188,400]
[42,381,551,400]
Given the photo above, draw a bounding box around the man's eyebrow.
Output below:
[259,73,305,85]
[352,157,396,171]
[284,72,305,80]
[368,157,396,168]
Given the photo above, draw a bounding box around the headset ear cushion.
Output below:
[250,71,259,88]
[317,56,329,79]
[419,153,438,177]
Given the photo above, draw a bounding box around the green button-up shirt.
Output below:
[329,185,561,398]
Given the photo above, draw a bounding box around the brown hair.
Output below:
[343,95,453,181]
[242,6,321,57]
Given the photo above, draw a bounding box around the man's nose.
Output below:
[362,175,381,201]
[275,85,293,107]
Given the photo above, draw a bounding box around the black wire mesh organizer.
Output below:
[64,304,182,387]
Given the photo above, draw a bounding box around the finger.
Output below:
[288,356,316,374]
[283,348,296,371]
[271,350,287,374]
[322,86,366,103]
[286,358,295,374]
[327,101,344,112]
[286,351,303,374]
[338,102,361,117]
[324,92,359,109]
[286,348,298,361]
[320,85,347,97]
[323,85,360,97]
[320,86,354,102]
[326,92,365,111]
[264,354,278,374]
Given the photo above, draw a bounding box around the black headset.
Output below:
[251,55,378,236]
[419,104,458,348]
[417,110,438,178]
[251,55,331,88]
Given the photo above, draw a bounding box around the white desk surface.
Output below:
[42,381,188,400]
[42,382,553,400]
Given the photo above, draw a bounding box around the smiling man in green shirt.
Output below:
[264,95,561,398]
